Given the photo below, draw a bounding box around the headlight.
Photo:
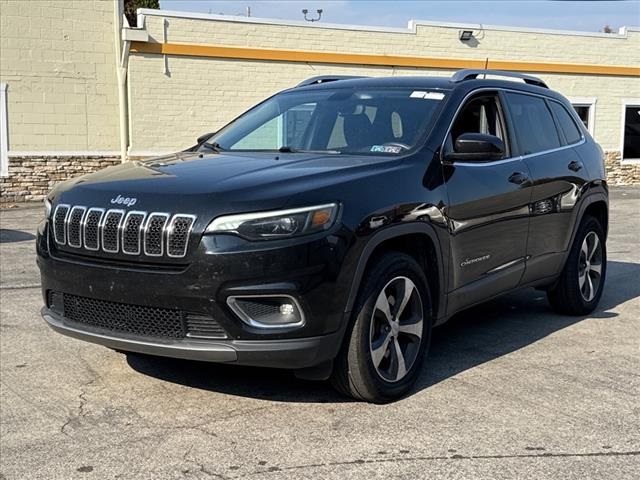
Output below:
[44,198,52,219]
[206,203,339,240]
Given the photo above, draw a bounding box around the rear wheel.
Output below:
[547,215,606,315]
[331,252,432,403]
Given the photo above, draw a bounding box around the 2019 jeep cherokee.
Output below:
[37,70,608,403]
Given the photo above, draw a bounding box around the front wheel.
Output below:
[331,252,432,403]
[547,215,606,315]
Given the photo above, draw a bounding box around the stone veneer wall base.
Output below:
[0,156,121,204]
[604,151,640,186]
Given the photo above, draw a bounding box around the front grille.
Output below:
[67,206,86,248]
[122,212,146,255]
[102,210,124,253]
[168,215,196,257]
[51,204,196,259]
[48,291,227,340]
[144,213,169,256]
[83,208,104,251]
[53,205,70,244]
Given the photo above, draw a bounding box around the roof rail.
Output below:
[450,69,548,89]
[296,75,367,87]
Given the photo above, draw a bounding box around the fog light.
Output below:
[227,295,305,329]
[279,303,295,315]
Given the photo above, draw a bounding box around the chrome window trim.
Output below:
[143,212,170,257]
[519,138,586,161]
[440,86,585,168]
[226,294,306,330]
[454,139,587,167]
[52,204,70,245]
[82,207,105,251]
[66,206,87,248]
[166,214,197,258]
[121,210,147,256]
[100,209,125,254]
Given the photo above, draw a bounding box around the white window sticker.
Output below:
[423,92,445,100]
[410,91,444,100]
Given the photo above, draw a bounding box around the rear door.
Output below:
[443,90,532,312]
[503,92,591,284]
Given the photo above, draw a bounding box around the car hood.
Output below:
[50,151,404,218]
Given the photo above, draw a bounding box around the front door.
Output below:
[442,91,532,312]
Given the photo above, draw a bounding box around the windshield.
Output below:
[203,87,447,155]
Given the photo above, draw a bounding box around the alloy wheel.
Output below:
[369,276,424,383]
[578,231,603,302]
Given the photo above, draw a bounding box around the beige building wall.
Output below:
[127,11,640,156]
[0,0,120,152]
[1,5,639,201]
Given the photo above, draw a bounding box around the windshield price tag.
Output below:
[410,91,445,100]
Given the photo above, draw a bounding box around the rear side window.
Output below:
[505,92,561,155]
[549,101,583,145]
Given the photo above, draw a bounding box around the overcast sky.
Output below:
[159,0,640,32]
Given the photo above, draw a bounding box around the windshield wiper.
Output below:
[278,146,339,154]
[201,141,225,153]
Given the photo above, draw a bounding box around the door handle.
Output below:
[508,172,529,185]
[568,160,583,172]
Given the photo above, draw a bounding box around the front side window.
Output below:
[205,88,446,155]
[623,104,640,160]
[549,101,583,145]
[444,93,508,158]
[450,94,506,140]
[505,92,561,155]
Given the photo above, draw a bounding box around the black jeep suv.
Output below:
[37,70,608,403]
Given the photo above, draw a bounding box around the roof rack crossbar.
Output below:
[450,69,548,89]
[296,75,367,87]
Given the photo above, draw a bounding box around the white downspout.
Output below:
[113,0,128,163]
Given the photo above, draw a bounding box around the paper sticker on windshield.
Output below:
[410,91,445,100]
[424,92,445,100]
[371,145,402,154]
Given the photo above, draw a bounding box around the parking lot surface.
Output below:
[1,188,639,480]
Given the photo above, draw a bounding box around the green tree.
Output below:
[124,0,159,27]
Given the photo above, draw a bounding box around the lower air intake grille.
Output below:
[185,313,228,339]
[60,293,185,338]
[48,292,227,340]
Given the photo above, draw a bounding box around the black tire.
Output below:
[547,215,606,315]
[330,252,432,403]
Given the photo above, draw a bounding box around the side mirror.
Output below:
[444,133,505,162]
[197,132,215,144]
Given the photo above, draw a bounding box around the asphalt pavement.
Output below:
[1,188,639,479]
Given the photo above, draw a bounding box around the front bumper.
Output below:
[37,217,357,369]
[42,308,344,368]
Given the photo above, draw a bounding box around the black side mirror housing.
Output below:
[197,132,215,144]
[444,133,506,163]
